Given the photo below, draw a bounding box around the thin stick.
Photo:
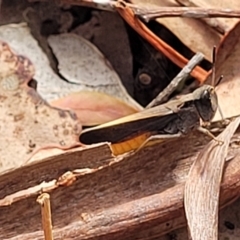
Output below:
[133,6,240,22]
[212,46,216,87]
[146,52,204,108]
[175,0,228,34]
[37,193,53,240]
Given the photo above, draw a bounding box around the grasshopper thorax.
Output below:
[192,85,218,122]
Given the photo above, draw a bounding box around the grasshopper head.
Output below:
[193,85,218,122]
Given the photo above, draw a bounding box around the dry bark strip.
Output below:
[1,124,240,239]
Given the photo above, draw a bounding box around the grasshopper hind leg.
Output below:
[197,126,223,145]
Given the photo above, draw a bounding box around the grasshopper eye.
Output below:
[202,89,218,113]
[195,87,218,122]
[209,89,218,114]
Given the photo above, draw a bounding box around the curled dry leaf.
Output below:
[207,21,240,122]
[184,117,240,240]
[48,33,117,86]
[51,91,138,126]
[72,11,134,95]
[0,40,82,173]
[48,33,143,110]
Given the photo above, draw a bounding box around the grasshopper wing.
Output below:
[80,100,183,144]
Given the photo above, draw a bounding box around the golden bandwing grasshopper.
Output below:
[80,84,221,154]
[80,52,222,155]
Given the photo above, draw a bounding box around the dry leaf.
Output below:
[48,33,119,86]
[73,11,134,95]
[184,117,240,240]
[51,91,139,126]
[0,40,82,172]
[207,21,240,122]
[48,33,143,110]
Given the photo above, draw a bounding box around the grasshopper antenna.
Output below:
[212,46,216,87]
[215,75,223,87]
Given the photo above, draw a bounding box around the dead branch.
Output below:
[132,6,240,22]
[146,52,204,108]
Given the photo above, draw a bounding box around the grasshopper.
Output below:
[80,85,218,147]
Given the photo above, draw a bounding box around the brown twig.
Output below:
[133,6,240,21]
[37,193,53,240]
[146,52,204,108]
